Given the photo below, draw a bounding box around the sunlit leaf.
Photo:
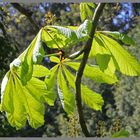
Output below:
[18,29,45,85]
[90,37,116,76]
[81,85,103,111]
[63,67,103,111]
[50,56,60,63]
[57,66,75,114]
[45,65,58,105]
[32,65,50,78]
[64,61,118,84]
[99,33,140,76]
[100,31,135,46]
[1,68,54,129]
[43,20,91,49]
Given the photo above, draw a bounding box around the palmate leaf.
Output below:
[45,64,76,115]
[43,20,91,49]
[1,64,55,129]
[98,33,140,76]
[44,57,103,112]
[99,31,135,46]
[64,61,118,84]
[63,66,103,111]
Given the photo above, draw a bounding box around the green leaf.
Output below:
[57,66,75,114]
[50,56,60,63]
[7,75,27,129]
[87,3,96,8]
[80,3,86,21]
[81,85,103,111]
[1,72,10,102]
[90,36,116,77]
[42,27,66,49]
[49,26,77,41]
[64,61,118,84]
[1,73,27,129]
[26,77,55,106]
[96,54,116,77]
[19,29,45,85]
[112,130,130,138]
[1,72,14,113]
[100,31,135,46]
[43,20,91,49]
[14,76,45,129]
[32,65,50,78]
[45,65,58,104]
[63,67,103,111]
[1,70,54,129]
[90,36,111,57]
[80,3,95,21]
[99,33,140,76]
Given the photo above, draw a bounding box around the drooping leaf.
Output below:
[29,77,55,106]
[80,3,95,21]
[64,61,118,84]
[7,74,27,129]
[19,29,45,85]
[100,31,135,46]
[112,130,130,138]
[98,33,140,76]
[57,66,75,114]
[14,76,45,129]
[1,68,54,129]
[63,67,104,111]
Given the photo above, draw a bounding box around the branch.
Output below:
[75,3,106,137]
[11,3,39,33]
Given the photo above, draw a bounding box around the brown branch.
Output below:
[11,3,39,33]
[75,3,106,137]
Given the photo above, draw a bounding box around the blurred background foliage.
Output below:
[0,2,140,137]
